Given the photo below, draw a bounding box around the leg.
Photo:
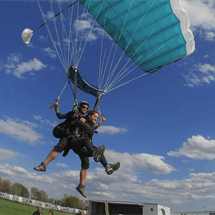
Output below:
[34,137,68,172]
[76,153,89,198]
[44,150,58,165]
[79,138,105,162]
[100,154,120,175]
[80,168,88,186]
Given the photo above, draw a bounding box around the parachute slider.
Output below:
[67,66,105,97]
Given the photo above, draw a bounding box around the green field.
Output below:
[0,198,73,215]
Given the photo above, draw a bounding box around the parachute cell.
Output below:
[78,0,195,72]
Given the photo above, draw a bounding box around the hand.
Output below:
[54,101,59,107]
[98,111,106,122]
[79,117,86,123]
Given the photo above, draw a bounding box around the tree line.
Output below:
[0,177,88,210]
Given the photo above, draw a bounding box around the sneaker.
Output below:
[105,162,120,175]
[76,184,86,198]
[93,145,105,162]
[34,162,47,172]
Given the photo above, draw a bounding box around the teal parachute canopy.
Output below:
[23,0,195,108]
[78,0,195,72]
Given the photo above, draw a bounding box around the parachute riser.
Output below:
[94,92,105,111]
[74,66,78,106]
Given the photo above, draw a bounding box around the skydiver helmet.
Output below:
[78,101,89,110]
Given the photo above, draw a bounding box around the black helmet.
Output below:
[78,101,89,110]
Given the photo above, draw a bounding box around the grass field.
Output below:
[0,198,74,215]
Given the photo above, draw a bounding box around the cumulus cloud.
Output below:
[105,150,176,175]
[0,148,19,160]
[97,125,127,134]
[2,163,215,206]
[183,63,215,87]
[181,0,215,41]
[0,117,43,145]
[168,135,215,160]
[4,53,47,79]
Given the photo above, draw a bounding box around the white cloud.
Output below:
[54,163,69,168]
[183,63,215,87]
[97,125,127,134]
[104,150,176,175]
[0,117,43,145]
[205,31,215,42]
[34,115,57,127]
[168,135,215,160]
[73,13,109,43]
[4,53,47,79]
[181,0,215,41]
[0,148,19,160]
[2,162,215,206]
[42,47,57,58]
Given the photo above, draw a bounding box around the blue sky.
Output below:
[1,0,215,212]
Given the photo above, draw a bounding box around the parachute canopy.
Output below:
[23,0,195,108]
[78,0,195,72]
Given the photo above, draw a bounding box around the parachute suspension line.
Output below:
[99,48,108,90]
[103,30,122,91]
[76,5,91,67]
[136,33,182,70]
[57,0,68,68]
[72,2,81,67]
[98,16,107,90]
[34,0,77,34]
[101,1,134,91]
[76,1,105,67]
[98,21,120,91]
[98,25,104,90]
[107,71,151,94]
[68,2,81,67]
[98,2,135,93]
[103,0,141,92]
[58,80,69,100]
[37,0,67,71]
[105,0,157,92]
[68,2,77,67]
[106,6,174,92]
[107,33,181,94]
[49,0,66,68]
[67,75,78,106]
[99,16,119,92]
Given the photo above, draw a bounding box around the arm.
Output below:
[54,101,75,119]
[94,111,106,130]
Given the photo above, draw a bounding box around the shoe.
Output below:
[76,184,86,198]
[34,162,47,172]
[105,162,120,175]
[93,145,105,162]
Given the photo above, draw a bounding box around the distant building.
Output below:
[88,200,171,215]
[172,211,215,215]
